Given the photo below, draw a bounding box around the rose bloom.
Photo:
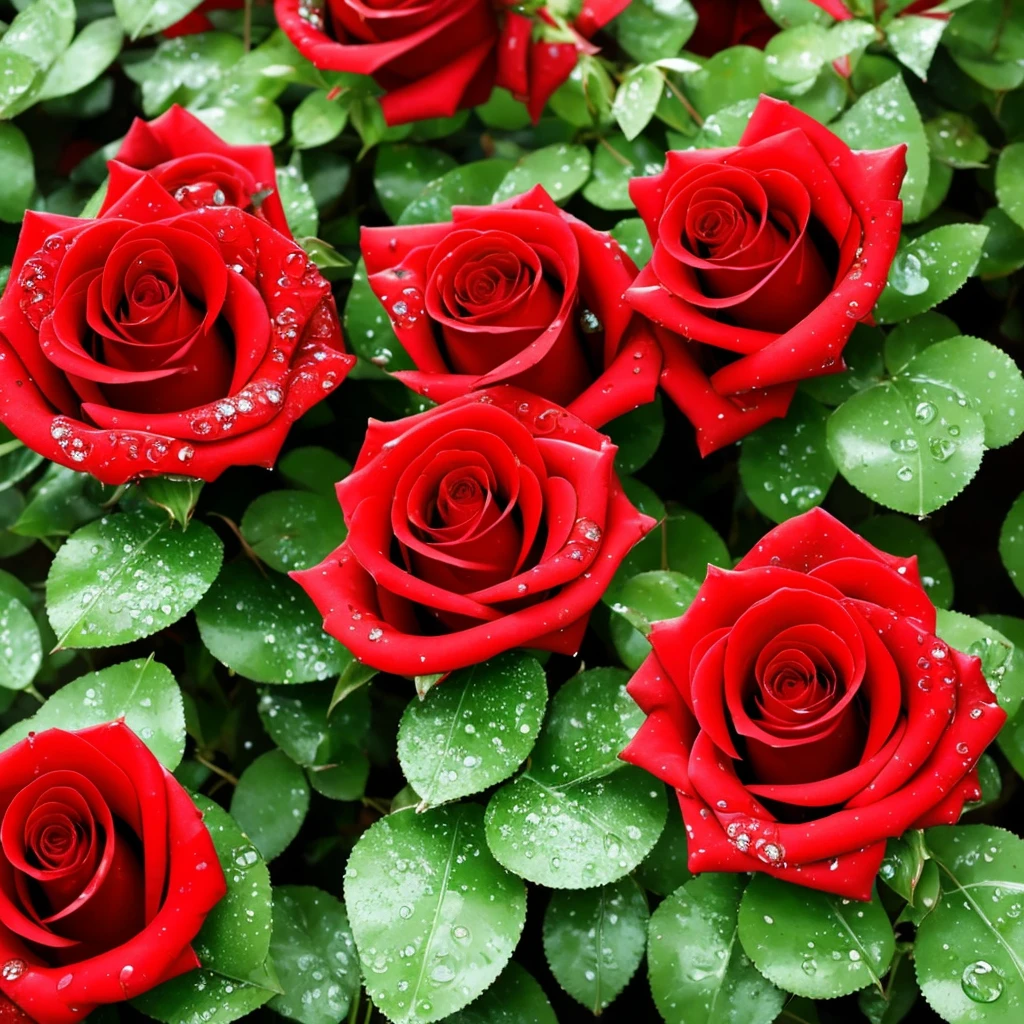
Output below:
[274,0,498,126]
[98,105,289,236]
[627,96,905,455]
[0,173,353,484]
[495,1,629,122]
[362,185,660,428]
[621,509,1005,900]
[0,724,225,1023]
[687,0,778,57]
[293,386,655,676]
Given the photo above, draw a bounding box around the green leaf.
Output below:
[259,680,369,767]
[114,0,204,40]
[613,65,663,140]
[345,803,526,1024]
[925,112,990,169]
[636,803,691,896]
[611,217,653,267]
[194,95,285,146]
[762,0,834,29]
[442,962,556,1024]
[878,830,928,903]
[291,89,347,149]
[0,51,42,120]
[883,311,960,374]
[835,75,929,223]
[610,0,697,62]
[874,224,989,323]
[996,142,1024,232]
[692,99,758,148]
[997,702,1024,780]
[485,667,666,887]
[133,795,275,1023]
[1001,492,1024,600]
[0,425,44,492]
[230,749,310,862]
[0,123,35,224]
[739,392,836,522]
[11,464,111,539]
[858,514,953,609]
[0,657,185,768]
[859,951,920,1024]
[801,325,885,407]
[37,17,123,101]
[397,651,547,810]
[0,0,75,71]
[492,144,592,204]
[737,876,895,999]
[898,335,1024,448]
[583,134,663,211]
[306,747,370,802]
[606,394,665,474]
[935,608,1024,720]
[277,158,319,239]
[195,560,346,684]
[886,14,948,79]
[765,24,833,85]
[375,143,458,223]
[916,826,1024,1024]
[978,207,1024,278]
[268,886,359,1024]
[398,159,515,226]
[475,88,531,131]
[826,375,985,517]
[649,874,785,1024]
[684,47,773,119]
[0,597,40,692]
[136,476,204,528]
[278,445,350,497]
[46,508,223,649]
[241,490,346,573]
[610,570,700,670]
[543,877,649,1013]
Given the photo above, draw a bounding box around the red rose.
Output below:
[627,96,905,455]
[98,106,290,237]
[621,509,1005,901]
[292,386,655,676]
[0,724,225,1023]
[688,0,778,57]
[361,185,660,428]
[274,0,498,126]
[495,1,629,122]
[0,174,353,484]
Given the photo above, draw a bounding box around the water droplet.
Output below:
[961,960,1004,1003]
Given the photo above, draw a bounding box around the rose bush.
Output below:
[294,386,655,675]
[361,185,660,426]
[0,724,225,1023]
[628,96,905,454]
[621,509,1005,900]
[0,174,352,484]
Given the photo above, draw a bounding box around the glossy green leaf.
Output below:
[399,159,515,226]
[278,446,350,497]
[46,508,223,649]
[613,65,664,140]
[37,17,123,101]
[583,134,663,211]
[114,0,205,40]
[684,47,773,119]
[241,490,346,573]
[0,597,41,691]
[0,0,75,70]
[883,312,960,374]
[0,425,44,493]
[607,394,665,474]
[978,207,1024,278]
[345,804,526,1023]
[916,826,1024,1024]
[492,144,592,204]
[737,876,895,999]
[926,112,990,169]
[291,89,347,150]
[610,0,697,62]
[739,392,836,522]
[343,258,413,378]
[878,830,928,903]
[195,560,346,684]
[0,657,185,769]
[268,886,359,1024]
[0,123,35,223]
[610,570,700,670]
[874,224,989,323]
[996,142,1024,232]
[611,217,653,267]
[0,51,41,120]
[636,803,691,896]
[136,476,203,529]
[887,14,948,79]
[230,749,310,861]
[11,464,111,539]
[544,877,648,1013]
[375,144,458,223]
[649,874,785,1024]
[1000,492,1024,600]
[801,325,885,407]
[859,950,920,1024]
[835,75,929,222]
[277,159,318,239]
[442,962,556,1024]
[397,651,547,810]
